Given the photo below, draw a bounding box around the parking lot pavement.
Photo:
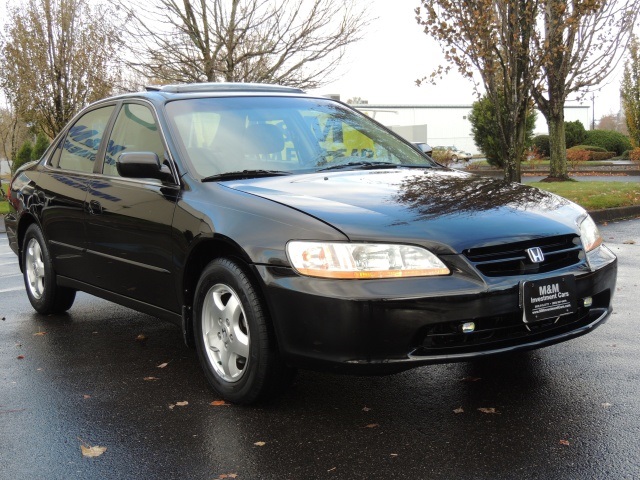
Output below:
[0,234,23,295]
[1,220,639,479]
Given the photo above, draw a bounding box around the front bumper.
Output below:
[255,251,617,374]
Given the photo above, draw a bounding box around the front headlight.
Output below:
[579,215,603,252]
[286,241,450,279]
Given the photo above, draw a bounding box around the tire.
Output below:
[193,258,295,404]
[22,224,76,314]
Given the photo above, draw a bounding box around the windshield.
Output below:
[164,96,436,179]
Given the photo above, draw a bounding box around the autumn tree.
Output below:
[416,0,538,182]
[531,0,638,180]
[0,0,123,138]
[596,113,628,134]
[120,0,369,89]
[622,35,640,147]
[0,106,30,173]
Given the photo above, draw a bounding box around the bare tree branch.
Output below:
[119,0,370,89]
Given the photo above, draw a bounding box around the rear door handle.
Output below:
[88,200,103,215]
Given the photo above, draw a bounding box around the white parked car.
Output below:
[433,146,472,162]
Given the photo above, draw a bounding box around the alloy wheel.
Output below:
[201,283,250,383]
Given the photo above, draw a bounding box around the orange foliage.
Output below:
[566,148,590,169]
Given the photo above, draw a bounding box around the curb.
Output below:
[472,169,640,177]
[588,205,640,224]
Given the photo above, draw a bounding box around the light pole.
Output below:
[591,93,595,130]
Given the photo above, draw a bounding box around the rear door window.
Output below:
[58,106,115,173]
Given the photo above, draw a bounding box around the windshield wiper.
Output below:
[201,170,291,182]
[316,161,434,172]
[316,161,400,172]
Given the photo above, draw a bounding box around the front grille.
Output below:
[464,234,583,277]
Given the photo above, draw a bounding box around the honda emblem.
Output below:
[526,247,545,263]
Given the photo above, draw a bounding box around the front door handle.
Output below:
[88,200,103,215]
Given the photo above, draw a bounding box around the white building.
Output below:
[354,104,591,155]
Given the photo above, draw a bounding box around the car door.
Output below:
[37,105,116,282]
[84,101,181,312]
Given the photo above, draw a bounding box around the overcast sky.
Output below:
[309,0,625,122]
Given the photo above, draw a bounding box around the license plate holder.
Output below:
[521,275,577,323]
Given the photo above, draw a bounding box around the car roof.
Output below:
[87,82,322,110]
[145,82,304,94]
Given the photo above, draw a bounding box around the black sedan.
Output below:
[5,83,617,403]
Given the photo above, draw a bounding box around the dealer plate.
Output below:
[521,275,577,323]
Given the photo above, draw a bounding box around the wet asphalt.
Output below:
[1,219,640,480]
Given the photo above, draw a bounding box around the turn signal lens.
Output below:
[286,242,450,279]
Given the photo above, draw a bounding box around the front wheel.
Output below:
[193,258,295,404]
[22,224,76,314]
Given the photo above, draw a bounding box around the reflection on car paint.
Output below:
[51,173,121,203]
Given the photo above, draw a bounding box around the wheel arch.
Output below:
[180,235,277,349]
[16,213,39,271]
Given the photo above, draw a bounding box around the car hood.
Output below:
[223,168,585,254]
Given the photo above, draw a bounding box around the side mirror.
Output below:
[116,152,172,181]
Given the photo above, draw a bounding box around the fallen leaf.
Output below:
[211,400,230,406]
[83,395,91,399]
[362,406,371,412]
[157,362,169,369]
[477,407,499,414]
[559,439,570,446]
[135,334,147,342]
[143,376,160,381]
[0,408,26,414]
[17,355,24,360]
[218,475,238,479]
[623,240,636,244]
[169,404,175,410]
[327,467,337,472]
[80,445,107,457]
[33,331,46,336]
[254,441,266,447]
[460,376,482,382]
[364,423,379,428]
[175,401,188,407]
[453,407,464,414]
[601,402,612,408]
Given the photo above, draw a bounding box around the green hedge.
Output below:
[569,145,607,152]
[583,130,632,155]
[589,151,616,161]
[532,135,550,157]
[567,146,615,161]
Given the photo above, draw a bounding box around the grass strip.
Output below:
[530,181,640,210]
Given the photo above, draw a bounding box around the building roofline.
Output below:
[354,104,589,109]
